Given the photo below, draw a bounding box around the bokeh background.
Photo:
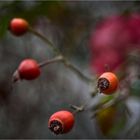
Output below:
[0,1,140,139]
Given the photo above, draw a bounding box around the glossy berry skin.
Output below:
[97,72,119,94]
[10,18,29,36]
[48,110,75,135]
[18,59,40,80]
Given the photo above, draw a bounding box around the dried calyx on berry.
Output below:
[49,120,64,135]
[12,59,40,82]
[48,110,75,135]
[97,72,119,95]
[98,78,110,91]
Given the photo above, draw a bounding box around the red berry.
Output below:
[13,59,40,81]
[48,110,75,135]
[10,18,29,36]
[97,72,119,94]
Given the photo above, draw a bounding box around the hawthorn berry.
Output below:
[48,110,75,135]
[13,59,40,82]
[97,72,119,94]
[9,18,29,36]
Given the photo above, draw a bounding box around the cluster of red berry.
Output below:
[9,18,119,135]
[10,18,75,134]
[89,13,140,75]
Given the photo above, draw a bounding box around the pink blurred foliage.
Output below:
[89,13,140,74]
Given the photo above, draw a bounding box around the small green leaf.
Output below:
[100,95,114,104]
[107,104,127,138]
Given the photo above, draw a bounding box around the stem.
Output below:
[39,55,64,68]
[91,91,129,118]
[62,58,93,83]
[29,27,93,83]
[29,26,60,55]
[70,104,85,115]
[69,98,93,115]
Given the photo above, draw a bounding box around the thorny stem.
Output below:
[29,27,93,83]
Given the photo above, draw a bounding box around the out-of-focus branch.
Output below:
[91,89,130,118]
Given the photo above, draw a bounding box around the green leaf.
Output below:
[100,95,114,104]
[0,16,10,38]
[107,104,127,138]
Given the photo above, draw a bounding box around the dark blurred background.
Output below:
[0,1,140,139]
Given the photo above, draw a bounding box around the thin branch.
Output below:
[29,27,93,83]
[91,91,129,118]
[29,27,60,55]
[70,104,85,115]
[62,58,93,83]
[39,55,64,68]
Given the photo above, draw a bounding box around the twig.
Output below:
[70,104,85,115]
[29,26,59,55]
[91,91,129,118]
[29,27,93,83]
[62,58,93,83]
[39,55,64,68]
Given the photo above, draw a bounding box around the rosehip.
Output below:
[48,110,75,135]
[13,59,40,82]
[97,72,119,94]
[9,18,29,36]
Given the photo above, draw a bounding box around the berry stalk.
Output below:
[29,26,59,55]
[29,27,93,83]
[70,104,85,114]
[38,55,64,68]
[91,90,129,118]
